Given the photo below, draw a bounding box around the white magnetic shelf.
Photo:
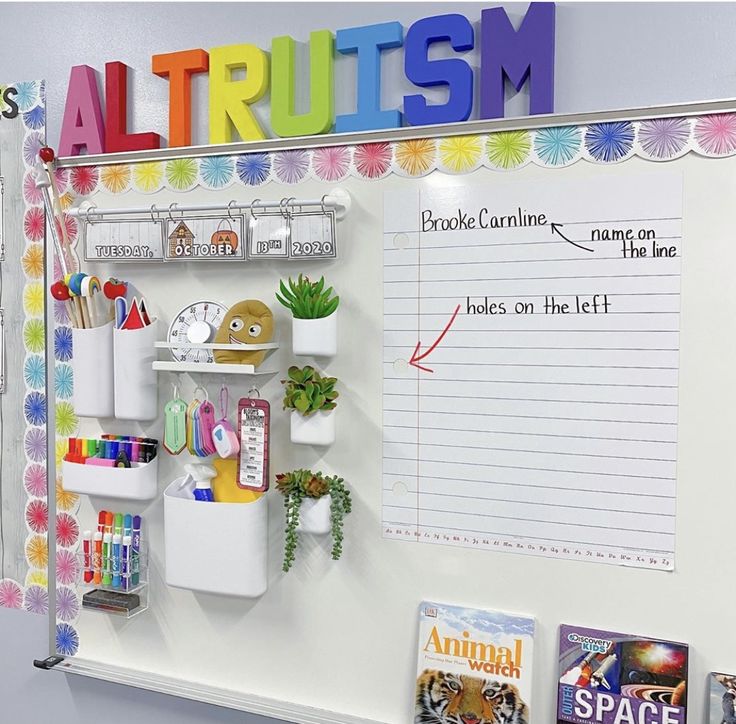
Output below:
[154,339,278,374]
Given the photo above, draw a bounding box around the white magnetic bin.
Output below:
[72,321,114,417]
[61,458,159,500]
[163,478,268,598]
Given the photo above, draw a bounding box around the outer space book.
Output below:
[708,673,736,723]
[557,624,689,724]
[415,601,535,724]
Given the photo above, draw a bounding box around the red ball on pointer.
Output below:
[39,147,55,163]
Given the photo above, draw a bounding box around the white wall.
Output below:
[2,2,736,722]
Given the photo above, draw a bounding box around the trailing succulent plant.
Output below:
[276,469,352,572]
[276,275,339,319]
[281,365,338,416]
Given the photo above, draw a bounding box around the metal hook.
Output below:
[84,205,97,226]
[168,202,178,223]
[192,384,208,401]
[250,198,261,219]
[227,200,237,221]
[320,194,329,215]
[150,204,158,224]
[172,381,180,401]
[248,385,260,403]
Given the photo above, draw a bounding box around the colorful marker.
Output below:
[112,534,122,588]
[102,532,112,586]
[93,531,103,585]
[132,515,141,586]
[82,531,93,584]
[122,535,131,592]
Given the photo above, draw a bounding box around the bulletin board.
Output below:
[44,101,736,724]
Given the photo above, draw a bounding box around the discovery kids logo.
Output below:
[568,632,613,654]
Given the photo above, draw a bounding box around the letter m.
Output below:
[480,2,555,118]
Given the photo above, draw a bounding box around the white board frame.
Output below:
[44,98,736,723]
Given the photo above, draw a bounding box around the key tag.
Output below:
[198,398,218,456]
[213,385,240,459]
[164,384,187,455]
[191,387,210,457]
[237,387,270,492]
[186,396,201,456]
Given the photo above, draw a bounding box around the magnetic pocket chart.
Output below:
[382,172,683,570]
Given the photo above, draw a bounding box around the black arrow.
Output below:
[550,222,594,253]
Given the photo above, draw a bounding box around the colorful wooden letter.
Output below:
[59,65,105,156]
[335,22,403,133]
[404,14,474,126]
[105,62,161,153]
[271,30,334,137]
[480,2,555,118]
[152,49,209,147]
[209,44,269,144]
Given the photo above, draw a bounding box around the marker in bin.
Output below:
[65,436,158,465]
[83,511,144,592]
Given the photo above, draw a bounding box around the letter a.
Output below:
[59,65,105,156]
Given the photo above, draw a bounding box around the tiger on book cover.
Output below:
[416,669,529,724]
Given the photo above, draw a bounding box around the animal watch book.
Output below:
[557,624,689,724]
[708,673,736,723]
[415,601,535,724]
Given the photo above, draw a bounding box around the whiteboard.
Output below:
[49,116,736,724]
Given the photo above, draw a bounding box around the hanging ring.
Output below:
[320,194,329,214]
[150,204,158,224]
[248,385,260,402]
[227,200,237,221]
[250,198,261,219]
[168,202,178,223]
[192,384,208,401]
[84,205,97,226]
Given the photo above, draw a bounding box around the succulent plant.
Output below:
[276,275,339,319]
[281,365,338,416]
[275,469,352,572]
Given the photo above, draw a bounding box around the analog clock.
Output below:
[167,300,228,363]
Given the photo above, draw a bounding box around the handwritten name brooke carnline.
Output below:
[421,207,547,233]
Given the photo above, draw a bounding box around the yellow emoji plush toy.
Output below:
[214,300,274,366]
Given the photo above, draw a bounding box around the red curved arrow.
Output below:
[409,304,461,373]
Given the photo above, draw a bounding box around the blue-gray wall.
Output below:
[1,2,735,722]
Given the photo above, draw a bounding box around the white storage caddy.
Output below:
[72,321,114,417]
[164,478,268,598]
[61,457,158,500]
[113,320,158,420]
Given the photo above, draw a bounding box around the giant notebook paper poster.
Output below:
[382,173,682,570]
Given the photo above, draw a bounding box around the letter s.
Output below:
[403,14,473,126]
[574,689,593,719]
[2,87,19,119]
